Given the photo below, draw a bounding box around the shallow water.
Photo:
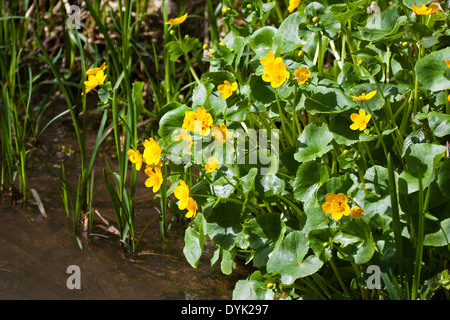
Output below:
[0,101,248,300]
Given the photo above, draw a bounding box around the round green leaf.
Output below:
[267,231,323,285]
[294,161,329,202]
[308,228,333,262]
[294,123,334,163]
[334,219,376,264]
[415,47,450,92]
[357,5,407,42]
[158,104,190,142]
[428,112,450,138]
[399,143,447,194]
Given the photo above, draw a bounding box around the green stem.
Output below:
[364,100,388,160]
[329,257,351,297]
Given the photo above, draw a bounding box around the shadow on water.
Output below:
[0,99,248,300]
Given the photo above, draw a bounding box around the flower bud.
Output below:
[358,59,363,66]
[402,41,408,47]
[203,43,209,50]
[222,7,228,14]
[169,29,175,36]
[298,50,304,57]
[247,4,252,9]
[219,41,226,47]
[209,49,216,55]
[312,16,319,23]
[323,242,329,248]
[342,149,349,155]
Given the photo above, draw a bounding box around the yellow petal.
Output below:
[350,113,360,122]
[325,193,336,202]
[322,202,334,214]
[350,122,360,131]
[331,211,344,221]
[365,90,377,100]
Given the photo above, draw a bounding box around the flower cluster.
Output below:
[322,193,365,221]
[174,180,198,218]
[260,51,310,88]
[127,138,164,193]
[179,107,233,173]
[182,107,214,136]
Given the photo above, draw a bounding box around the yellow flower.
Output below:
[193,107,213,136]
[142,138,162,166]
[411,3,439,15]
[174,180,190,210]
[446,59,450,68]
[205,156,219,173]
[182,108,213,136]
[351,90,377,101]
[322,193,351,221]
[350,109,372,131]
[185,197,198,219]
[182,110,197,132]
[85,62,107,76]
[211,123,232,145]
[127,148,143,171]
[260,51,290,88]
[83,69,107,94]
[350,206,365,219]
[217,80,238,99]
[144,167,163,193]
[288,0,301,13]
[294,66,310,84]
[165,12,188,25]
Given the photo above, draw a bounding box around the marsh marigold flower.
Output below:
[165,12,188,25]
[411,3,439,15]
[211,123,232,145]
[260,51,290,88]
[351,90,377,101]
[86,62,107,76]
[182,107,213,136]
[205,156,219,173]
[446,59,450,68]
[185,197,198,218]
[83,63,107,94]
[288,0,301,12]
[350,109,372,131]
[127,148,143,171]
[174,180,190,210]
[218,80,238,99]
[294,66,310,84]
[144,167,163,193]
[350,206,365,219]
[143,138,162,166]
[194,107,213,136]
[322,193,351,221]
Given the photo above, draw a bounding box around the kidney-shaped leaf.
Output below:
[267,231,323,285]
